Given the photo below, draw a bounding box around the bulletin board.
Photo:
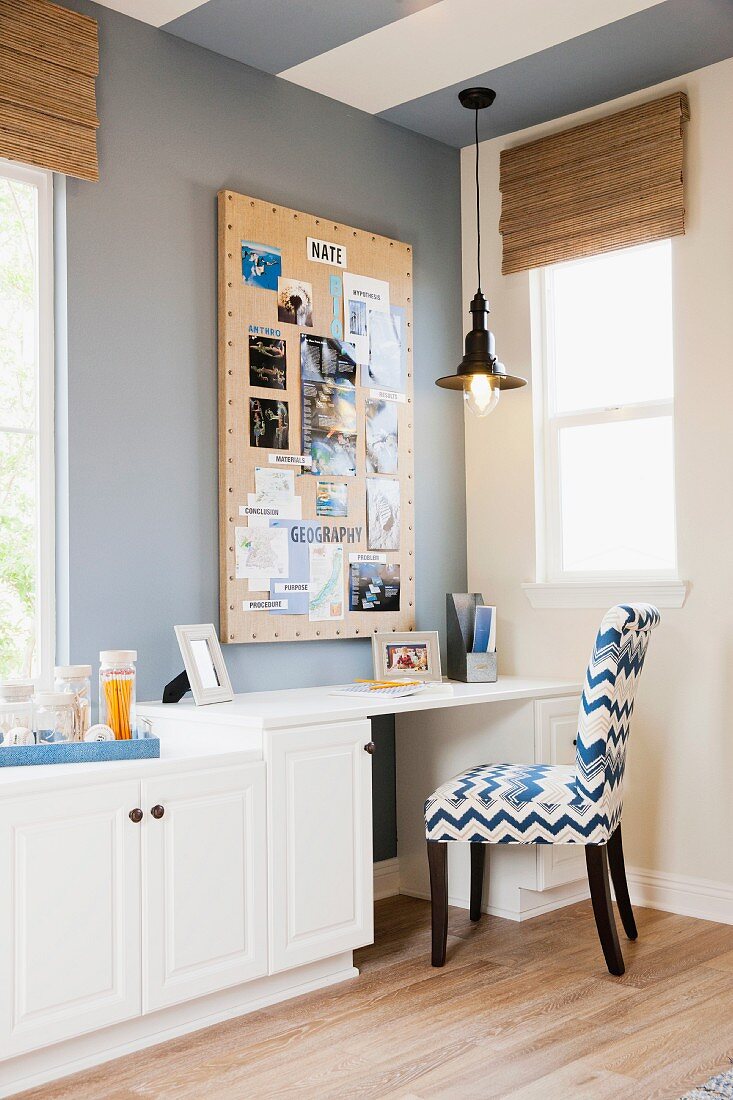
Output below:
[218,190,416,644]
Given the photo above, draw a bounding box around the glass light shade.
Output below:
[435,292,526,407]
[463,373,501,417]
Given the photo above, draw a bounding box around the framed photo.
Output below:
[174,624,234,706]
[372,631,442,683]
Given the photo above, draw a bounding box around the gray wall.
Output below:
[58,1,466,860]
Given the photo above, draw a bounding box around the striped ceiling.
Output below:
[94,0,733,147]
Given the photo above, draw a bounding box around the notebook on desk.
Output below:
[329,681,455,699]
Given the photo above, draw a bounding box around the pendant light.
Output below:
[436,87,526,417]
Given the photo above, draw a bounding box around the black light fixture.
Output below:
[436,87,526,417]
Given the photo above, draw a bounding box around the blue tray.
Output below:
[0,734,160,768]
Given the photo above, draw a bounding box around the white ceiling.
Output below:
[91,0,204,28]
[88,0,733,147]
[279,0,666,115]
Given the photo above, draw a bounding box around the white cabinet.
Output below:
[534,697,586,890]
[0,781,142,1059]
[142,765,267,1011]
[0,762,269,1060]
[267,721,374,973]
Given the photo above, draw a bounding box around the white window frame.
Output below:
[0,158,55,683]
[523,252,687,610]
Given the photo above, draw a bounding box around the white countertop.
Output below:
[0,744,261,796]
[138,676,582,732]
[0,678,581,794]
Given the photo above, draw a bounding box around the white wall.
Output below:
[461,58,733,898]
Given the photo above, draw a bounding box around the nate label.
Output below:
[307,237,347,268]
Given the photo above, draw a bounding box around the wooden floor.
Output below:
[20,896,733,1100]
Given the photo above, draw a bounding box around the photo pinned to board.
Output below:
[349,561,400,612]
[300,333,356,385]
[250,397,290,450]
[348,299,366,337]
[241,241,281,290]
[316,481,348,517]
[362,305,407,393]
[365,398,398,475]
[342,272,390,365]
[278,277,314,327]
[366,477,400,550]
[249,334,286,389]
[302,377,357,477]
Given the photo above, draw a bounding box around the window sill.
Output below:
[522,580,688,609]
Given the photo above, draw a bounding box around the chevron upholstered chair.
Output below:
[424,603,660,976]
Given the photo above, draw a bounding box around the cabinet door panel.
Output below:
[535,697,587,890]
[0,781,141,1059]
[142,765,267,1011]
[268,721,373,973]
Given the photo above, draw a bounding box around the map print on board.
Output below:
[309,544,344,621]
[235,526,289,581]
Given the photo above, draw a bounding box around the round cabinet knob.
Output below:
[364,742,375,755]
[151,804,165,819]
[129,808,143,823]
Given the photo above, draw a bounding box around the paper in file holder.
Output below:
[446,593,497,683]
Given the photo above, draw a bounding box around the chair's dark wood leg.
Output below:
[470,844,486,921]
[585,843,625,976]
[607,825,638,941]
[427,840,448,967]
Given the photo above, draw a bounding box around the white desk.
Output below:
[138,676,580,730]
[137,674,586,922]
[0,676,581,1096]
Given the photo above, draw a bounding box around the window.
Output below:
[0,159,54,683]
[529,240,681,599]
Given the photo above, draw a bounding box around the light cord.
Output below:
[475,106,481,292]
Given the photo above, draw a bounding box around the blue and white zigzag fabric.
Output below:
[425,604,659,845]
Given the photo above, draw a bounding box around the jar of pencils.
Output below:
[99,650,137,741]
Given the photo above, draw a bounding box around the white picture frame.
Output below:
[371,631,442,683]
[174,624,234,706]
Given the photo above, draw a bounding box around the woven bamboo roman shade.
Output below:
[499,92,690,275]
[0,0,99,181]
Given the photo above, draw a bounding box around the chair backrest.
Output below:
[575,604,659,832]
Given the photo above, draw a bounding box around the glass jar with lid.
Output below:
[0,681,34,746]
[34,693,76,744]
[54,664,92,741]
[99,650,137,740]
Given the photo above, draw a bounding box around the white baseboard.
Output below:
[375,858,733,927]
[373,857,400,900]
[398,884,591,923]
[517,881,591,920]
[0,954,357,1098]
[627,866,733,925]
